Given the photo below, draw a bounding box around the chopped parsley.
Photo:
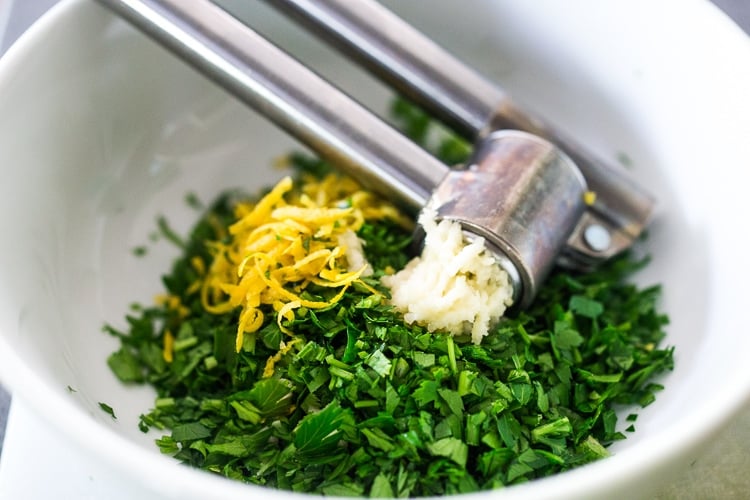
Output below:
[105,99,672,496]
[99,402,117,420]
[132,246,148,257]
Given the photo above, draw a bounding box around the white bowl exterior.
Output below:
[0,0,749,499]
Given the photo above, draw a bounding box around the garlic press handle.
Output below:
[264,0,656,266]
[96,0,448,211]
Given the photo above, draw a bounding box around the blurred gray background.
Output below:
[0,0,748,486]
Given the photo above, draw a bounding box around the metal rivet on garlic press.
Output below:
[583,224,611,253]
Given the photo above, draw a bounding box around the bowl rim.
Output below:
[1,0,750,498]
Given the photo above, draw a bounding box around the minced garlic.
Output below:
[381,208,514,345]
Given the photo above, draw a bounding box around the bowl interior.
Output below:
[0,0,749,499]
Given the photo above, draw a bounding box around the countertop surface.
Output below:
[1,1,749,498]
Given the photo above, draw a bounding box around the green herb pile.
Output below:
[105,100,673,497]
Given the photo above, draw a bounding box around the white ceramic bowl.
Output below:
[1,1,749,499]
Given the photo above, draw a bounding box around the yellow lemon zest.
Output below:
[352,278,383,297]
[276,300,301,335]
[163,329,175,363]
[191,256,206,275]
[198,172,410,356]
[262,338,302,379]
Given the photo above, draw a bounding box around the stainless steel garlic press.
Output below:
[96,0,655,308]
